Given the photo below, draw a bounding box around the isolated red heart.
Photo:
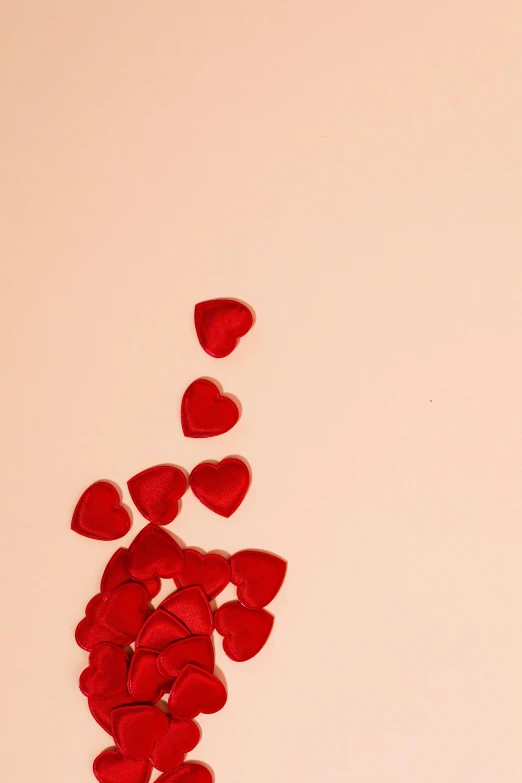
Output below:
[189,458,250,517]
[128,465,187,526]
[127,647,173,703]
[214,601,274,662]
[80,642,129,698]
[156,763,212,783]
[159,586,213,636]
[149,717,200,772]
[230,549,287,608]
[75,594,129,651]
[157,636,215,679]
[93,749,152,783]
[135,610,190,651]
[101,547,161,600]
[112,704,169,761]
[100,582,151,642]
[128,524,183,580]
[72,481,131,540]
[174,548,230,600]
[194,299,254,358]
[168,664,227,720]
[89,689,135,734]
[181,378,239,438]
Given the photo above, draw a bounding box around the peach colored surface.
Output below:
[2,2,522,782]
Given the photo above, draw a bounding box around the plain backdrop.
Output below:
[1,2,522,782]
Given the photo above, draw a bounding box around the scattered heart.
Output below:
[159,585,213,636]
[149,717,201,772]
[174,548,230,600]
[181,378,239,438]
[128,465,187,526]
[93,748,152,783]
[194,298,253,358]
[72,481,131,540]
[158,636,215,678]
[128,524,184,580]
[230,549,287,608]
[127,647,173,703]
[112,704,169,761]
[80,642,129,698]
[168,664,227,720]
[190,457,250,517]
[214,601,274,662]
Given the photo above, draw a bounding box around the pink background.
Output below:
[2,2,522,781]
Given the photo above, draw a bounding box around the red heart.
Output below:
[157,636,215,679]
[75,594,129,651]
[230,549,287,608]
[194,299,254,358]
[80,642,129,698]
[149,717,200,772]
[101,547,161,600]
[189,458,250,517]
[159,586,213,636]
[89,690,135,734]
[71,481,131,540]
[214,601,274,662]
[128,647,173,703]
[93,749,152,783]
[128,524,184,580]
[168,664,227,719]
[135,610,190,651]
[100,582,151,642]
[181,378,239,438]
[156,764,212,783]
[174,548,230,600]
[112,704,169,761]
[128,465,187,527]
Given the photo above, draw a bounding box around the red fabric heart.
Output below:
[149,717,200,772]
[128,648,173,703]
[174,548,230,600]
[72,481,131,541]
[128,465,187,526]
[194,299,254,358]
[93,749,152,783]
[230,549,287,609]
[214,601,274,662]
[101,547,161,600]
[112,704,169,761]
[75,594,129,651]
[157,636,215,679]
[100,582,151,642]
[189,458,250,518]
[135,609,190,651]
[159,586,213,636]
[156,764,212,783]
[128,524,184,580]
[89,690,136,734]
[181,378,239,438]
[168,664,227,720]
[80,642,129,698]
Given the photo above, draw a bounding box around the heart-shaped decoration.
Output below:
[214,601,274,662]
[128,465,187,526]
[156,764,212,783]
[230,549,287,608]
[72,481,131,540]
[128,647,173,703]
[159,586,213,636]
[168,664,227,720]
[189,457,250,517]
[93,749,152,783]
[112,704,169,761]
[135,609,190,651]
[174,548,230,600]
[157,636,215,679]
[80,642,129,698]
[89,690,135,734]
[75,594,129,651]
[101,547,161,600]
[194,299,254,358]
[100,582,151,642]
[128,524,183,580]
[149,717,201,772]
[181,378,239,438]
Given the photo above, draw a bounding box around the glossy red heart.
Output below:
[75,594,129,651]
[80,642,129,698]
[181,378,239,438]
[168,664,227,719]
[128,647,173,703]
[101,547,161,600]
[100,582,151,642]
[230,549,287,608]
[194,299,253,358]
[174,548,230,600]
[93,748,152,783]
[112,704,169,761]
[149,717,200,772]
[189,457,250,517]
[159,586,213,636]
[128,524,183,580]
[72,481,131,540]
[214,601,274,662]
[89,690,136,734]
[156,764,212,783]
[135,610,190,651]
[128,465,187,526]
[157,636,215,679]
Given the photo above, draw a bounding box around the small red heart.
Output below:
[156,764,212,783]
[159,586,213,636]
[128,465,187,527]
[157,636,215,679]
[93,748,152,783]
[214,601,274,662]
[112,704,169,761]
[194,299,254,358]
[174,548,230,600]
[230,549,287,608]
[135,610,190,651]
[72,481,131,541]
[149,717,200,772]
[181,378,239,438]
[128,524,184,580]
[189,457,250,518]
[100,582,151,642]
[80,642,129,698]
[89,690,135,734]
[168,664,227,720]
[75,594,129,651]
[127,647,173,703]
[101,547,161,600]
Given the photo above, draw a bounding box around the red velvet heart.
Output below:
[149,717,200,772]
[89,690,136,734]
[93,749,152,783]
[72,481,131,540]
[101,547,161,600]
[230,549,287,608]
[174,548,230,600]
[128,524,184,580]
[189,457,250,517]
[159,586,213,636]
[214,601,274,662]
[75,594,129,651]
[181,378,239,438]
[128,647,173,703]
[128,465,187,527]
[80,642,129,698]
[135,609,190,651]
[112,704,169,761]
[168,664,227,719]
[156,764,212,783]
[100,582,151,642]
[194,299,253,358]
[157,636,215,679]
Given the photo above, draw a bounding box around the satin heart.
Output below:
[174,548,230,600]
[159,586,213,636]
[128,647,173,703]
[157,636,215,679]
[80,642,129,698]
[93,749,152,783]
[194,298,254,358]
[156,764,212,783]
[168,664,227,720]
[181,378,239,438]
[128,465,187,526]
[128,524,184,580]
[112,704,169,761]
[214,601,274,662]
[100,582,151,642]
[189,457,250,517]
[75,594,129,651]
[149,717,200,772]
[89,690,135,734]
[71,481,131,540]
[230,549,287,608]
[101,547,161,600]
[135,610,190,652]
